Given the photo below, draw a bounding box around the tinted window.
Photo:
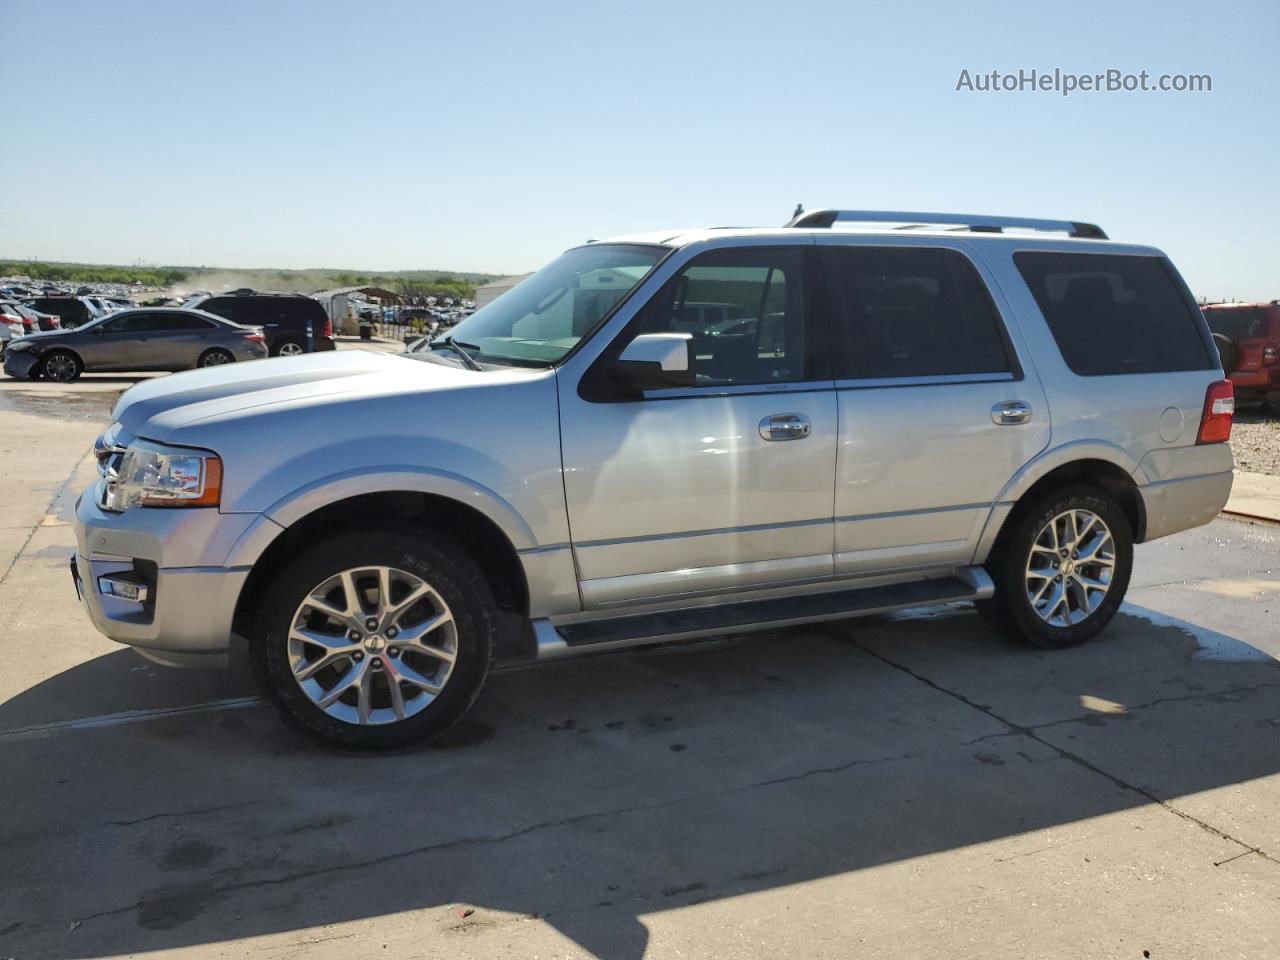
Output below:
[633,247,808,386]
[823,246,1011,379]
[198,298,241,323]
[152,313,214,331]
[102,313,161,333]
[1203,307,1268,342]
[1014,252,1213,376]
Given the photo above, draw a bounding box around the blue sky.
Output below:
[1,0,1276,299]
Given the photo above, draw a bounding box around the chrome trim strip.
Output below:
[574,516,831,550]
[834,372,1015,390]
[833,502,988,525]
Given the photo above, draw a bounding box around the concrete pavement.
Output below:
[1,364,1278,960]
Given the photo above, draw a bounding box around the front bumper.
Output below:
[72,479,258,667]
[3,349,39,378]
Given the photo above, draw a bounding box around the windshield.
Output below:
[441,243,668,365]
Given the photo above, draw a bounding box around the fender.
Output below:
[223,465,540,569]
[970,439,1141,564]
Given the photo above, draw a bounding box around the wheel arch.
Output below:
[975,452,1147,565]
[197,346,235,366]
[40,345,84,373]
[231,490,531,645]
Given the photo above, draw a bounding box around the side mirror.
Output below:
[613,333,695,393]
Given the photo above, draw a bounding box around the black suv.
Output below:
[26,296,100,328]
[185,293,334,356]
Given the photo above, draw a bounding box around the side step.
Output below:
[533,568,992,661]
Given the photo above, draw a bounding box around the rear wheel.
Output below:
[275,339,304,357]
[977,485,1133,649]
[198,348,235,368]
[40,350,82,382]
[251,529,495,749]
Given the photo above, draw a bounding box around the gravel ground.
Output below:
[1230,411,1280,476]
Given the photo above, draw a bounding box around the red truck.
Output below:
[1202,301,1280,415]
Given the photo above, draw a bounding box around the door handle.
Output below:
[759,413,811,441]
[992,400,1032,425]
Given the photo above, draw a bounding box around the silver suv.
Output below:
[71,210,1236,748]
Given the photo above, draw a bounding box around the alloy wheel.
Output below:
[287,565,458,726]
[278,341,304,356]
[1024,509,1115,627]
[43,353,78,381]
[200,350,232,367]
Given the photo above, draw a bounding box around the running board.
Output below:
[533,568,992,661]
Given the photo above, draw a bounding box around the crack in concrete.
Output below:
[70,747,921,927]
[102,799,265,828]
[0,446,92,586]
[852,640,1279,868]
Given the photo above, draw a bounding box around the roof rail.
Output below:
[785,209,1107,240]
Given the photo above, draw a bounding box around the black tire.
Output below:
[40,349,82,382]
[977,484,1133,649]
[198,347,235,368]
[251,528,496,750]
[1212,333,1237,374]
[1266,391,1280,419]
[273,339,304,357]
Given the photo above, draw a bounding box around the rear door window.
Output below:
[1014,252,1214,376]
[822,246,1013,379]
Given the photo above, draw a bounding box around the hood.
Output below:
[113,350,532,441]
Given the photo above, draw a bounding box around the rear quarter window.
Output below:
[1014,252,1214,376]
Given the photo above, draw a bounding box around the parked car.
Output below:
[184,292,334,356]
[0,299,58,337]
[0,310,22,355]
[3,307,267,381]
[25,295,100,328]
[71,209,1233,749]
[1201,301,1280,414]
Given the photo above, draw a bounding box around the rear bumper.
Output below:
[1138,470,1234,542]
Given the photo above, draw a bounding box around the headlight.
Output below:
[103,440,222,511]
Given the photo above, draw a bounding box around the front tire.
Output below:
[40,349,82,382]
[977,485,1133,649]
[251,529,496,749]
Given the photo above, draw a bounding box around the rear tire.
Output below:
[251,528,496,750]
[198,347,235,368]
[978,485,1133,649]
[40,349,82,382]
[274,339,304,357]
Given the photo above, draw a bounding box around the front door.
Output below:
[559,244,838,609]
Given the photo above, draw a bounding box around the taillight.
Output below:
[323,316,333,339]
[1264,343,1278,365]
[245,333,265,343]
[1196,379,1234,444]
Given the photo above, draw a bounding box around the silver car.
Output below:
[3,307,268,381]
[71,210,1235,749]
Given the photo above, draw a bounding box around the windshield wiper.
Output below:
[432,335,482,370]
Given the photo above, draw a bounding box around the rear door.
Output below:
[147,312,217,368]
[821,241,1050,576]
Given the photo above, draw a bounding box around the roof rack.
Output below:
[785,209,1107,240]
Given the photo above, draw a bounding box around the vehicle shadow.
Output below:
[2,606,1278,958]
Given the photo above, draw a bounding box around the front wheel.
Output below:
[977,485,1133,649]
[251,529,496,749]
[40,349,82,382]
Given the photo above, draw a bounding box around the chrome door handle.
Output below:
[992,400,1032,425]
[760,413,811,441]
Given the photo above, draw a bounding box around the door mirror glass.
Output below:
[613,333,695,393]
